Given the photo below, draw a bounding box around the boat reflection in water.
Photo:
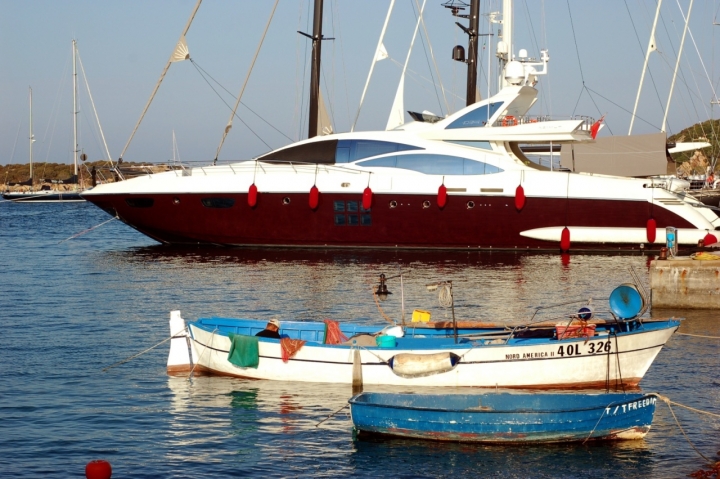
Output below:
[164,376,657,476]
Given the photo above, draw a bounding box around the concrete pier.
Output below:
[650,258,720,309]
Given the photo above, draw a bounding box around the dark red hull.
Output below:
[85,191,695,251]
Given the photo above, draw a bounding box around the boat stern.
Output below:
[167,310,193,374]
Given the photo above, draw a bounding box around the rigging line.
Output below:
[42,57,71,165]
[673,0,719,137]
[565,0,585,84]
[411,0,445,116]
[581,84,613,136]
[119,0,203,161]
[215,0,279,161]
[77,52,113,164]
[7,118,22,165]
[584,85,658,131]
[413,0,448,115]
[321,66,337,132]
[521,0,548,111]
[352,0,396,132]
[292,0,305,141]
[191,62,293,143]
[299,0,311,140]
[190,61,271,151]
[332,1,353,130]
[387,58,465,103]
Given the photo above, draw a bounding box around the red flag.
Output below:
[590,115,605,139]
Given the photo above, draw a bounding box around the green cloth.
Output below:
[227,333,259,369]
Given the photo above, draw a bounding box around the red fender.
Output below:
[437,184,447,208]
[560,227,571,252]
[248,183,258,208]
[646,218,657,243]
[309,185,320,210]
[515,184,526,211]
[362,186,373,210]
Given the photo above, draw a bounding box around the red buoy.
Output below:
[560,227,571,252]
[85,460,112,479]
[703,233,718,246]
[309,185,320,210]
[515,184,526,211]
[437,184,447,208]
[362,186,373,210]
[248,183,258,207]
[646,218,657,243]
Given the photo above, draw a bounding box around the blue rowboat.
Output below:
[349,392,657,443]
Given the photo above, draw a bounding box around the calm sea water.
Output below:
[0,201,718,478]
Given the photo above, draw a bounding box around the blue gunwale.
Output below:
[190,316,680,351]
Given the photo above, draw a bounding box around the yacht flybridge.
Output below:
[82,82,719,250]
[82,1,720,251]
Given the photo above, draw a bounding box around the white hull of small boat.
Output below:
[168,313,678,389]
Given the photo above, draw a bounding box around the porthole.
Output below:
[282,197,291,205]
[467,201,475,209]
[422,200,431,209]
[389,200,398,209]
[125,198,154,208]
[173,197,180,205]
[201,198,235,208]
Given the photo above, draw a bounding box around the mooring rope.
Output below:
[315,403,349,428]
[58,215,118,244]
[102,327,187,372]
[652,394,717,464]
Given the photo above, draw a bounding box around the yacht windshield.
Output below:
[358,153,503,175]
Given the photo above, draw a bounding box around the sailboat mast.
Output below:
[28,87,33,182]
[465,0,480,105]
[308,0,323,138]
[72,39,78,177]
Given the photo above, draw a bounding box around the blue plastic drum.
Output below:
[609,284,644,319]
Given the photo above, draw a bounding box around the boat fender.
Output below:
[363,186,373,210]
[515,184,525,211]
[703,232,718,247]
[646,218,656,243]
[248,183,258,208]
[560,227,571,252]
[388,352,460,378]
[437,184,447,208]
[309,185,320,210]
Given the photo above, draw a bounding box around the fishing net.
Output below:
[280,338,306,363]
[323,319,348,344]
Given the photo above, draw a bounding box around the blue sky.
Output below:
[2,0,719,167]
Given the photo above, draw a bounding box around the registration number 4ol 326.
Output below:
[557,340,612,357]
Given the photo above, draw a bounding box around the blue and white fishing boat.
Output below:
[167,282,680,389]
[348,391,658,443]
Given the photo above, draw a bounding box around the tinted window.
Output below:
[257,140,338,164]
[335,140,421,163]
[445,140,493,150]
[446,102,504,129]
[397,154,464,175]
[357,154,503,175]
